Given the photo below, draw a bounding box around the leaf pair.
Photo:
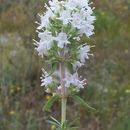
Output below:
[43,95,96,112]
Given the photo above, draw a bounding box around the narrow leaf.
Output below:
[46,120,60,127]
[48,62,58,76]
[43,95,58,112]
[71,95,96,111]
[50,116,61,125]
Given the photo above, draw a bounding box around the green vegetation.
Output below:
[0,0,130,130]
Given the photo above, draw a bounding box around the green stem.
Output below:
[61,96,67,124]
[60,62,67,124]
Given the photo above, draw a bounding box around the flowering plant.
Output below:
[34,0,96,129]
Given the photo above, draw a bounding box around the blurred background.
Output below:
[0,0,130,130]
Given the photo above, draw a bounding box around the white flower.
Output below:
[58,86,62,90]
[59,10,72,25]
[65,0,89,10]
[87,15,96,24]
[78,44,92,63]
[34,0,96,93]
[80,24,94,37]
[73,36,80,41]
[37,9,54,29]
[38,30,54,43]
[64,72,86,89]
[55,32,70,48]
[34,41,46,57]
[65,0,76,10]
[76,0,89,8]
[49,0,61,12]
[71,11,83,29]
[71,8,95,37]
[73,61,83,70]
[41,69,53,87]
[35,31,54,56]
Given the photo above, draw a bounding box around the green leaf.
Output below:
[71,95,96,111]
[48,62,58,76]
[43,95,58,112]
[47,116,61,127]
[50,116,61,125]
[66,62,73,72]
[60,120,79,130]
[47,120,60,127]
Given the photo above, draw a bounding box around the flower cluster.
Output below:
[64,72,86,90]
[34,0,95,94]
